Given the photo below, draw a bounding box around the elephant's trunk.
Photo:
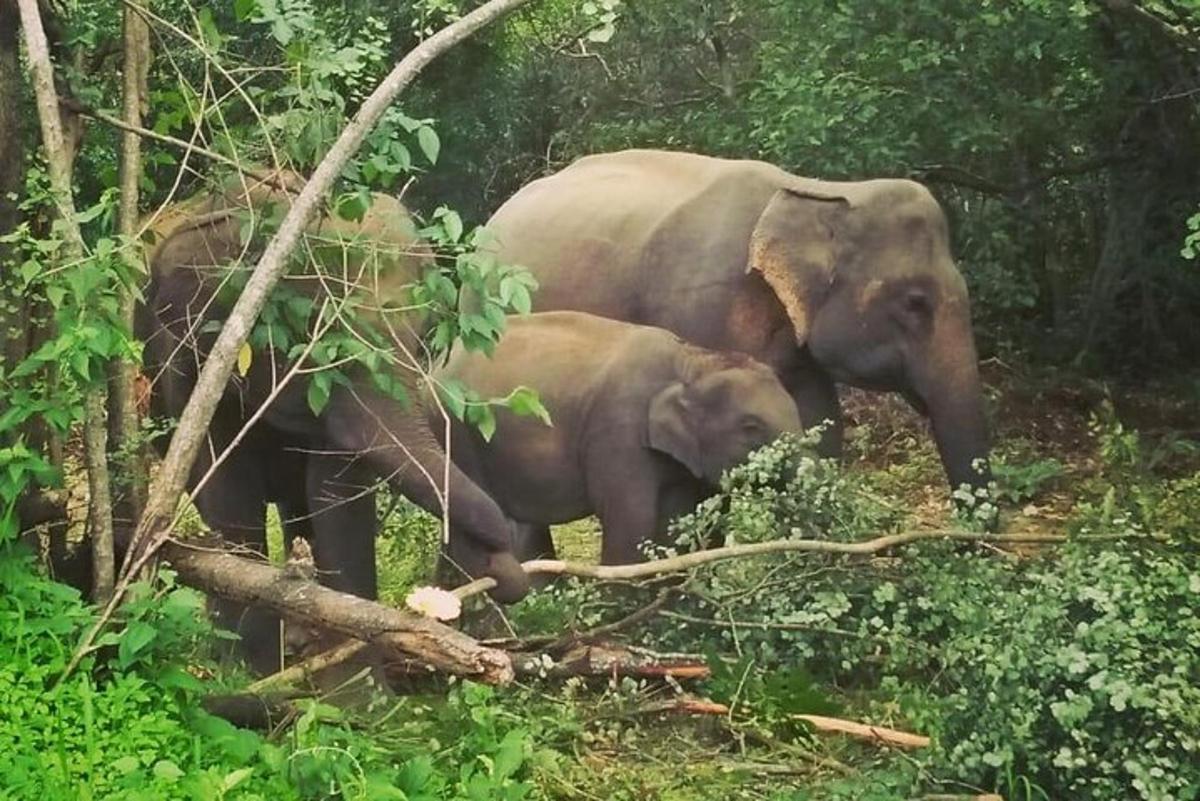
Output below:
[928,382,992,495]
[916,314,993,499]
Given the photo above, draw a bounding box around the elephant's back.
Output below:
[140,182,432,348]
[439,311,674,394]
[486,150,788,347]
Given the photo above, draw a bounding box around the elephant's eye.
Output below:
[904,288,932,317]
[741,415,765,433]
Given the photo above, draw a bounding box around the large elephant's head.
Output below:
[748,178,991,497]
[649,354,803,485]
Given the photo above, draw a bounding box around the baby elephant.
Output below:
[429,311,802,567]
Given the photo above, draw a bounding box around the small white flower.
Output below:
[405,586,462,621]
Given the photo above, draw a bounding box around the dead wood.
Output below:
[793,714,931,749]
[511,643,710,680]
[452,530,1103,600]
[163,538,513,684]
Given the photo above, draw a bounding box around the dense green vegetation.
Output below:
[2,0,1198,799]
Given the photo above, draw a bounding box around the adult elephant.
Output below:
[486,149,992,500]
[138,176,529,672]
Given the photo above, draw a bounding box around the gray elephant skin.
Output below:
[486,149,992,500]
[429,311,802,567]
[137,179,529,672]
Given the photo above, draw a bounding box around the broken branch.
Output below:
[793,714,931,749]
[164,538,513,683]
[452,530,1101,599]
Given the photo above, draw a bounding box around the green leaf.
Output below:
[471,404,496,442]
[505,386,552,426]
[307,372,332,416]
[335,189,372,222]
[437,379,467,420]
[233,0,258,20]
[153,760,185,782]
[113,756,140,775]
[441,210,463,243]
[118,620,157,666]
[19,259,40,286]
[509,283,532,315]
[493,729,527,781]
[222,767,255,791]
[417,126,440,165]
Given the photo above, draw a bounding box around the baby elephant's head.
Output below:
[649,355,802,484]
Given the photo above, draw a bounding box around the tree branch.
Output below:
[83,108,303,191]
[164,538,513,682]
[452,530,1100,599]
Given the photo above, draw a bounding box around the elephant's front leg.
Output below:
[655,479,710,548]
[512,522,556,561]
[587,451,663,565]
[783,358,844,458]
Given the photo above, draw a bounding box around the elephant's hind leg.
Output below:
[305,452,379,599]
[190,439,281,674]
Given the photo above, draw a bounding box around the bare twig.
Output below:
[85,109,303,191]
[246,638,369,694]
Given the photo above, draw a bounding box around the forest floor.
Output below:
[48,363,1196,799]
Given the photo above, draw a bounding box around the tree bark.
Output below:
[110,0,152,543]
[16,0,116,603]
[164,539,513,683]
[0,0,28,371]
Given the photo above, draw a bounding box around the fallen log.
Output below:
[164,538,513,684]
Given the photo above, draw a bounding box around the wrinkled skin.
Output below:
[429,312,802,567]
[487,150,992,502]
[137,179,528,673]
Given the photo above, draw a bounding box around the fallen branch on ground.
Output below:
[241,529,1136,692]
[452,530,1112,599]
[246,638,368,694]
[510,643,710,680]
[164,538,513,683]
[637,697,729,716]
[793,714,931,749]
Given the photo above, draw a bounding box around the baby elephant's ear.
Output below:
[648,382,703,478]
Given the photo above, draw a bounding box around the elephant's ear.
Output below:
[747,186,849,346]
[648,382,703,478]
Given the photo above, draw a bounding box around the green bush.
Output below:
[0,544,558,800]
[638,436,1198,798]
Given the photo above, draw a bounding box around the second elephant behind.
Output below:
[429,311,802,567]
